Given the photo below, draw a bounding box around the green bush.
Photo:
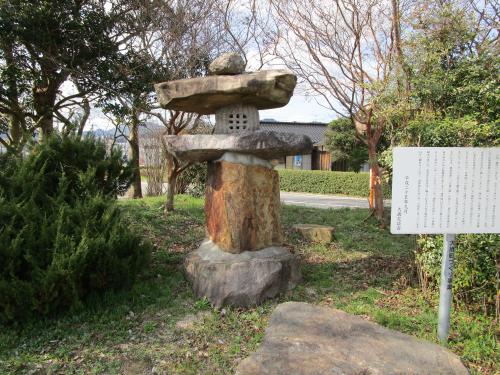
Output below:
[0,136,150,323]
[324,118,368,171]
[404,116,499,147]
[278,169,391,198]
[416,234,499,316]
[176,163,207,198]
[16,135,134,198]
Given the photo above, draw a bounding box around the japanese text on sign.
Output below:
[391,147,500,234]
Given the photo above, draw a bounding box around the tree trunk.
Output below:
[33,84,58,141]
[2,40,25,149]
[391,0,411,134]
[164,168,178,214]
[76,83,90,139]
[8,112,23,147]
[164,154,177,213]
[39,115,54,140]
[369,168,375,209]
[128,113,142,199]
[367,142,385,226]
[76,96,90,139]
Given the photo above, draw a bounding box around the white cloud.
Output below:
[260,94,334,123]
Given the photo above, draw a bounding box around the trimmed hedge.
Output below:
[278,169,391,198]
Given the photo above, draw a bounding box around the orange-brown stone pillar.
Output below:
[205,159,283,253]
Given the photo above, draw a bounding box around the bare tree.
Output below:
[219,0,277,69]
[145,110,201,212]
[144,0,272,212]
[142,127,168,197]
[97,0,273,206]
[269,0,397,225]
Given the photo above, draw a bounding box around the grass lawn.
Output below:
[0,195,497,374]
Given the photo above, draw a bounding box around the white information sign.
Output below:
[391,147,500,234]
[391,147,500,343]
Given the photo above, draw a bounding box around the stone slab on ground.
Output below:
[185,240,301,308]
[293,224,335,243]
[154,70,296,114]
[236,302,469,375]
[163,130,312,162]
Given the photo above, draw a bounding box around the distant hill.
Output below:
[83,122,165,142]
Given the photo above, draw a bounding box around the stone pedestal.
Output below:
[205,158,282,253]
[185,240,301,308]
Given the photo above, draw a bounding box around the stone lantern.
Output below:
[154,53,312,307]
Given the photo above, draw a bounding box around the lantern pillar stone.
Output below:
[205,156,283,254]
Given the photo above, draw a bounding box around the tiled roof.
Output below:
[260,121,327,145]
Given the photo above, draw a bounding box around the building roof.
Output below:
[260,121,327,145]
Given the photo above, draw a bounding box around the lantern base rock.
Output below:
[185,240,301,308]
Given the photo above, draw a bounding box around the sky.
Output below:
[86,83,336,131]
[82,51,338,130]
[260,93,334,123]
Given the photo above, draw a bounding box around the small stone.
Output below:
[293,224,335,243]
[304,287,317,297]
[235,302,469,375]
[175,312,210,330]
[209,52,246,75]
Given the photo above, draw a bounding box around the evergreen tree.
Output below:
[0,135,149,323]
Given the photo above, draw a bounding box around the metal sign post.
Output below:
[438,233,456,343]
[390,147,500,344]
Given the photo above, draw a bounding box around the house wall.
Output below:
[359,162,370,172]
[285,154,312,170]
[302,154,312,170]
[315,151,331,171]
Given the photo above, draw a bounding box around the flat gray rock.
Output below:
[185,240,301,308]
[236,302,469,375]
[209,52,246,75]
[164,130,312,162]
[154,70,296,114]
